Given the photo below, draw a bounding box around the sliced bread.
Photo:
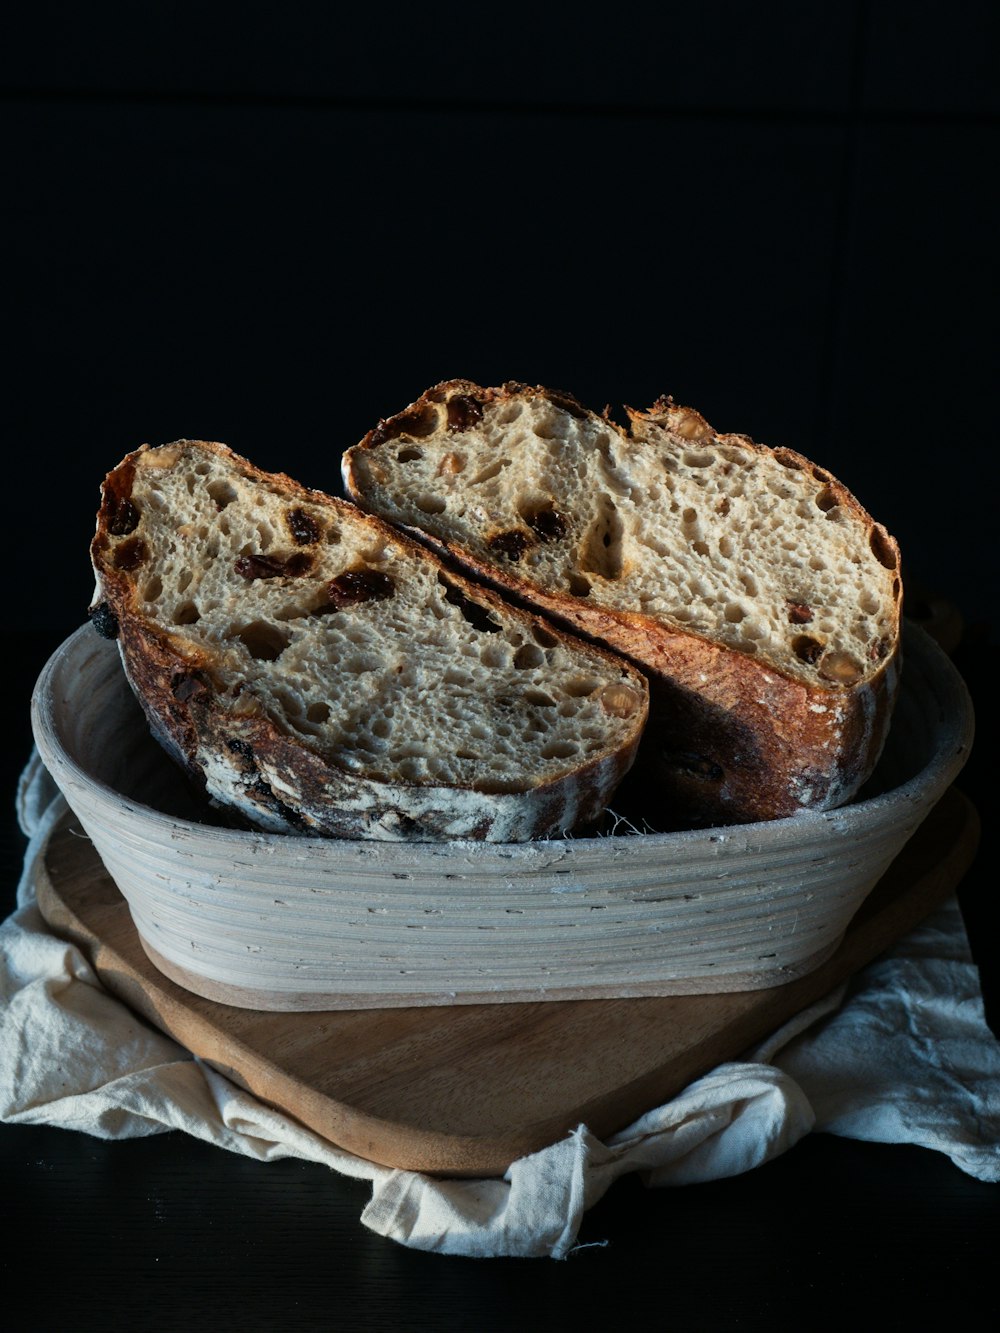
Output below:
[89,439,648,841]
[342,380,903,827]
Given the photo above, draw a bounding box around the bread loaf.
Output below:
[89,439,648,841]
[342,380,903,827]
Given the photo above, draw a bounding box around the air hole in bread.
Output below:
[859,590,879,614]
[256,521,275,550]
[869,527,897,570]
[531,413,562,440]
[600,683,644,719]
[173,600,200,625]
[568,573,591,597]
[371,717,391,738]
[565,678,602,697]
[725,603,746,623]
[415,493,446,515]
[683,451,715,468]
[469,458,511,485]
[525,689,556,707]
[818,650,863,685]
[480,643,509,669]
[513,644,545,669]
[397,447,423,463]
[307,702,330,724]
[682,508,698,525]
[143,575,163,602]
[207,480,237,509]
[236,620,290,661]
[815,487,837,513]
[541,740,578,760]
[792,634,824,665]
[692,539,710,557]
[531,623,559,648]
[579,497,623,579]
[773,449,803,470]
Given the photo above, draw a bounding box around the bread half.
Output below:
[343,380,903,827]
[90,439,648,841]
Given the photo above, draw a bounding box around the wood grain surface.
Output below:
[35,786,979,1177]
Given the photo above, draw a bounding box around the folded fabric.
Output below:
[2,752,997,1259]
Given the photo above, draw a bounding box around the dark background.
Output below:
[2,3,998,1327]
[3,0,997,645]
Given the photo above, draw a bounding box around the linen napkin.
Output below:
[2,752,997,1259]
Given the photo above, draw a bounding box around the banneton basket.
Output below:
[31,622,973,1010]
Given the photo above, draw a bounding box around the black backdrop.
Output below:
[3,1,998,647]
[3,6,998,1326]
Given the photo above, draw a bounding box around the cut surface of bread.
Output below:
[90,440,648,841]
[343,380,903,827]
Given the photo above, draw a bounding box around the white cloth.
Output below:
[2,753,998,1259]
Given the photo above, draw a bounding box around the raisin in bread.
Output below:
[342,380,903,828]
[89,439,648,841]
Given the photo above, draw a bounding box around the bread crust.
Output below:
[344,382,903,828]
[91,440,648,842]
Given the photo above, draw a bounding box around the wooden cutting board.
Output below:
[36,786,979,1177]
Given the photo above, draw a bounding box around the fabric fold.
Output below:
[2,751,997,1259]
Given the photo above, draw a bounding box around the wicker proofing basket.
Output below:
[30,621,974,1010]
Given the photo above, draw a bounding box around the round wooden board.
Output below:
[35,788,980,1176]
